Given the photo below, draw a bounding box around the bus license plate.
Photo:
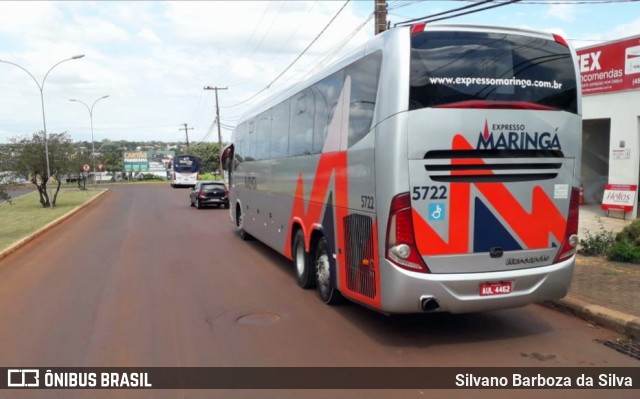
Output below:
[480,281,512,296]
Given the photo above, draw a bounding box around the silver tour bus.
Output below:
[221,23,581,314]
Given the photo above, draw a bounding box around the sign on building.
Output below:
[601,184,637,214]
[577,35,640,95]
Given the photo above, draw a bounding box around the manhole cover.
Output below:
[237,312,281,325]
[596,339,640,361]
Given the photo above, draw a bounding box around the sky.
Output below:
[0,0,639,145]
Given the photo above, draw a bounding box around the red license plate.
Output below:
[480,281,512,296]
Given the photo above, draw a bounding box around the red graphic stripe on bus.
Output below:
[284,151,382,308]
[415,134,567,255]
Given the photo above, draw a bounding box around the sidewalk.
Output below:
[549,204,640,339]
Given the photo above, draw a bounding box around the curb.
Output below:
[544,297,640,340]
[0,189,110,262]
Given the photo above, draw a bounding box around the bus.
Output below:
[170,154,200,187]
[221,23,581,314]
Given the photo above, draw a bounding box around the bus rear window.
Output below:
[174,156,200,173]
[409,31,577,113]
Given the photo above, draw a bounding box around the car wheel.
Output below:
[293,229,315,289]
[236,205,253,241]
[314,236,343,304]
[195,198,201,209]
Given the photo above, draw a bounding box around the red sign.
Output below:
[577,35,640,95]
[98,164,104,171]
[602,184,637,212]
[82,164,90,172]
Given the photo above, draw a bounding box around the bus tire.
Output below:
[293,229,315,289]
[236,206,253,241]
[313,236,343,305]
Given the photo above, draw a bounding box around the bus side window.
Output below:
[346,51,382,147]
[289,89,314,156]
[313,70,345,154]
[270,99,290,159]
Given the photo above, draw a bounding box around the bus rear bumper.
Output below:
[379,256,575,314]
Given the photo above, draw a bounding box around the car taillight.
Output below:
[386,192,430,273]
[554,187,580,263]
[199,190,205,196]
[224,190,229,196]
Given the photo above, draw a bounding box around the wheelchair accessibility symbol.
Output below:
[428,203,446,221]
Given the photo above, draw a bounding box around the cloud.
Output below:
[138,28,161,44]
[545,4,578,22]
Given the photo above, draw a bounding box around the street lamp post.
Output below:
[69,95,109,190]
[0,55,85,207]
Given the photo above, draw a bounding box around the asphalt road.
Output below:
[0,184,637,399]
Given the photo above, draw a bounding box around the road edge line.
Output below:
[0,189,110,261]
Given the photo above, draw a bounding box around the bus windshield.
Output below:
[409,31,578,113]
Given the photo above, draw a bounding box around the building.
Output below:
[577,35,640,218]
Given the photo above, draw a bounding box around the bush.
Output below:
[199,173,215,180]
[607,220,640,263]
[138,173,163,181]
[0,184,11,205]
[607,239,640,263]
[578,218,615,256]
[613,220,640,246]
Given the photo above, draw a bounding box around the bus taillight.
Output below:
[553,33,568,47]
[410,22,426,36]
[386,192,430,273]
[554,187,580,263]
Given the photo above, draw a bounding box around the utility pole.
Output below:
[374,0,387,35]
[179,123,193,153]
[203,85,228,178]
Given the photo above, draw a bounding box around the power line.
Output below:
[210,1,274,86]
[222,0,351,109]
[472,0,638,3]
[226,1,319,89]
[301,12,375,80]
[394,0,494,26]
[396,0,526,26]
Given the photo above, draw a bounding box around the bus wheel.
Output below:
[313,236,343,304]
[293,229,315,289]
[236,206,253,241]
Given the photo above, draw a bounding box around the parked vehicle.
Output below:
[190,181,229,209]
[223,23,581,314]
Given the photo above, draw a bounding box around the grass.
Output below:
[0,188,105,252]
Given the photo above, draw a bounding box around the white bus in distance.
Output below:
[170,155,201,188]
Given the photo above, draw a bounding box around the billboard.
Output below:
[123,151,174,173]
[577,35,640,95]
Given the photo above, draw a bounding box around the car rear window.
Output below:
[201,184,224,190]
[409,30,578,113]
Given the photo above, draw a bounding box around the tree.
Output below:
[98,148,123,174]
[10,132,77,208]
[189,142,220,174]
[0,146,11,204]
